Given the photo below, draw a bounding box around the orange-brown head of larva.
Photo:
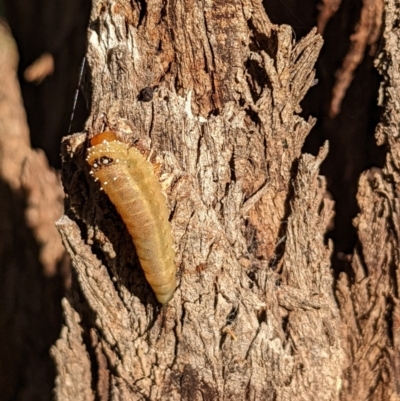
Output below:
[90,131,119,146]
[86,134,130,171]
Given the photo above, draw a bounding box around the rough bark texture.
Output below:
[56,1,344,399]
[337,1,400,399]
[4,0,400,399]
[0,21,67,401]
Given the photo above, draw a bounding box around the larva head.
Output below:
[86,132,130,172]
[90,131,119,146]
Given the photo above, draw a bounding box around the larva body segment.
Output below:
[86,133,176,304]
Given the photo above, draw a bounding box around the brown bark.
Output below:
[55,1,344,399]
[328,0,383,117]
[0,21,67,400]
[3,0,399,399]
[337,0,400,399]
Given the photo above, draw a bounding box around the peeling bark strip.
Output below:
[86,132,176,304]
[57,0,345,399]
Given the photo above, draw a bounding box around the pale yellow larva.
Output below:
[86,132,176,304]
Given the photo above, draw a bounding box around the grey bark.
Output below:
[55,1,344,400]
[1,0,399,400]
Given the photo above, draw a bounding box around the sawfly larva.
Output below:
[86,131,176,304]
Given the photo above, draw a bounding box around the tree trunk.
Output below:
[3,0,400,399]
[337,0,400,399]
[0,21,67,400]
[54,1,348,399]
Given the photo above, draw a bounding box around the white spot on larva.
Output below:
[113,177,117,181]
[104,181,108,185]
[93,163,98,168]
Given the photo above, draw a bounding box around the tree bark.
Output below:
[337,1,400,399]
[2,0,399,399]
[0,21,67,401]
[54,1,348,399]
